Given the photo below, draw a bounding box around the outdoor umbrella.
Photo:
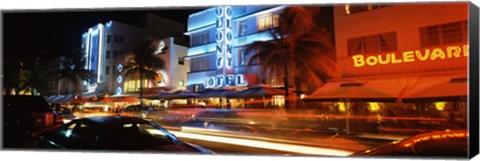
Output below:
[198,88,238,98]
[144,91,172,100]
[234,84,286,98]
[401,76,467,102]
[98,97,115,103]
[305,79,406,102]
[164,90,199,100]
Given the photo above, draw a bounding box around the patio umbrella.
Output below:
[401,76,467,102]
[164,90,199,100]
[234,84,286,98]
[305,79,407,102]
[98,97,115,103]
[198,88,238,98]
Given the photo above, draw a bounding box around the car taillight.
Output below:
[44,112,54,126]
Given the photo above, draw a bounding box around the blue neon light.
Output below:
[116,87,122,95]
[187,43,216,56]
[106,21,112,28]
[117,76,123,83]
[117,64,123,72]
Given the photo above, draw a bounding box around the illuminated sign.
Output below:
[207,6,239,89]
[117,64,123,72]
[155,41,165,54]
[205,74,248,88]
[116,87,122,95]
[117,76,123,83]
[352,45,469,67]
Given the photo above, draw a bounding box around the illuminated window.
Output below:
[347,31,397,56]
[420,20,468,47]
[345,4,389,15]
[179,80,184,87]
[272,95,284,107]
[257,14,280,31]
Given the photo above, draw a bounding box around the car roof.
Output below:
[75,116,149,126]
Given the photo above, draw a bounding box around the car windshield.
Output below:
[99,122,178,149]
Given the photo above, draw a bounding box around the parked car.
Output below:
[119,105,154,119]
[3,95,64,142]
[38,116,214,154]
[352,130,468,158]
[181,109,257,133]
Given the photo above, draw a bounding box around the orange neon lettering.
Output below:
[430,48,446,60]
[378,54,390,65]
[446,46,462,58]
[366,56,378,66]
[391,53,402,64]
[415,49,430,61]
[402,51,415,63]
[352,55,365,67]
[463,45,469,57]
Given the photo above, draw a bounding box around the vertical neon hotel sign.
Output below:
[205,6,247,88]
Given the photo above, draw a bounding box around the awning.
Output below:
[198,88,238,98]
[401,75,467,102]
[47,94,74,103]
[162,90,199,100]
[305,79,407,102]
[233,84,288,98]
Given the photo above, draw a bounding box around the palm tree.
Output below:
[57,50,97,97]
[246,6,341,109]
[123,38,168,104]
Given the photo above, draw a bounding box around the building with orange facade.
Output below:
[306,2,469,133]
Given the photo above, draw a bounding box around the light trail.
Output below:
[169,130,354,156]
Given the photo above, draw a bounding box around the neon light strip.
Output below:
[170,131,353,156]
[97,24,104,82]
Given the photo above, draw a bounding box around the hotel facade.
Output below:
[307,2,469,132]
[184,6,290,92]
[81,19,188,97]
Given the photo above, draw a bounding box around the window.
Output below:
[114,35,124,44]
[420,20,468,47]
[106,50,111,59]
[238,49,246,65]
[190,57,210,71]
[105,65,110,75]
[106,35,111,43]
[239,21,248,36]
[191,31,210,46]
[113,50,123,58]
[178,56,185,65]
[347,32,397,56]
[345,4,389,15]
[258,14,280,31]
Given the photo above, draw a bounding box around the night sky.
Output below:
[3,7,207,62]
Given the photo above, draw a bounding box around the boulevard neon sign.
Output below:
[352,45,468,67]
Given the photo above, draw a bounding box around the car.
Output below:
[119,105,154,119]
[37,116,214,154]
[352,130,468,158]
[3,95,64,142]
[181,109,257,133]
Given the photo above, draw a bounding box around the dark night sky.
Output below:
[3,7,207,62]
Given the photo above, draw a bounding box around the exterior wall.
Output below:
[112,37,189,95]
[333,3,469,78]
[185,6,286,90]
